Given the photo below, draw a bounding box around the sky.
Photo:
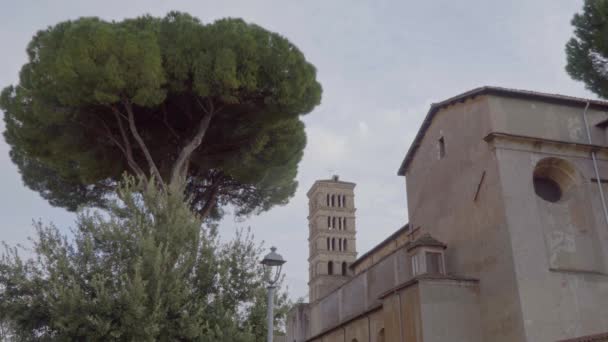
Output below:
[0,0,596,301]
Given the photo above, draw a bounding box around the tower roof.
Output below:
[306,177,356,197]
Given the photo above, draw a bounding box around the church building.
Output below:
[286,87,608,342]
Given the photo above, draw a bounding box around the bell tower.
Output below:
[307,175,357,302]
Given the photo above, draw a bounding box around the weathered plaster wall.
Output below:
[487,96,608,341]
[418,279,482,342]
[488,96,608,145]
[352,229,410,276]
[286,303,310,342]
[405,96,527,341]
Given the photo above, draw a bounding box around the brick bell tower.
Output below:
[307,175,357,302]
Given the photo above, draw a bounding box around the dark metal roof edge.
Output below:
[349,223,409,269]
[397,86,608,176]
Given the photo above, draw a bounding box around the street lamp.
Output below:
[261,246,286,342]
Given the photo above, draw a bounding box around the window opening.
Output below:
[533,177,562,202]
[426,252,443,274]
[438,136,446,159]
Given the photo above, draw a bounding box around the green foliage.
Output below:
[1,12,322,219]
[0,178,291,341]
[566,0,608,98]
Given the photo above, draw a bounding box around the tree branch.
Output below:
[194,171,224,219]
[109,106,146,179]
[121,100,165,189]
[161,104,180,139]
[170,98,218,186]
[102,123,143,176]
[199,182,221,219]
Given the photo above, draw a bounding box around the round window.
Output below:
[532,158,577,203]
[533,177,562,202]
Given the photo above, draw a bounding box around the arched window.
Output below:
[332,238,336,251]
[378,329,385,342]
[342,195,346,207]
[332,217,336,229]
[327,216,331,229]
[326,194,330,206]
[328,261,333,275]
[343,218,347,230]
[331,195,335,207]
[342,262,347,276]
[338,217,342,230]
[327,237,330,250]
[343,239,347,251]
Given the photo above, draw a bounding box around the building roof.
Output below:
[397,86,608,176]
[306,176,356,197]
[406,233,447,251]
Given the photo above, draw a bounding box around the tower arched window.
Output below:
[342,195,346,207]
[328,261,333,275]
[343,218,347,230]
[331,195,335,207]
[332,238,336,251]
[344,239,348,251]
[338,217,342,230]
[332,217,336,229]
[327,237,330,250]
[338,194,342,207]
[326,194,330,206]
[327,216,331,229]
[342,262,347,276]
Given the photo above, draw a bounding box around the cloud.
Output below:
[358,121,369,137]
[305,125,349,164]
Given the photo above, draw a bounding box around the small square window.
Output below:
[426,252,443,274]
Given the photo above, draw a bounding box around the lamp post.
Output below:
[261,246,286,342]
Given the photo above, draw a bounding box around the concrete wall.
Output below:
[380,278,481,342]
[405,94,608,341]
[352,229,410,276]
[309,245,406,335]
[486,96,608,341]
[286,303,310,342]
[487,96,608,341]
[405,96,527,341]
[418,279,482,342]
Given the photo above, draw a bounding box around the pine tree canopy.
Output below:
[0,12,322,219]
[566,0,608,98]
